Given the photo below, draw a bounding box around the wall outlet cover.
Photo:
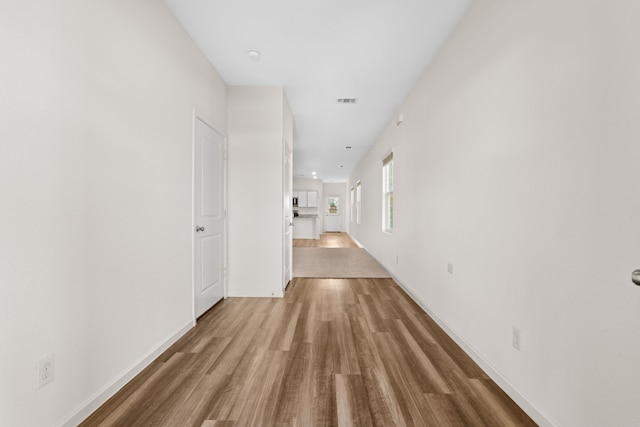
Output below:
[512,327,521,351]
[37,354,55,389]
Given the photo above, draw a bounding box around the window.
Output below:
[327,196,340,215]
[382,152,393,233]
[356,181,362,224]
[350,186,355,222]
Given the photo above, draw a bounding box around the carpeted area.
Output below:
[293,247,391,278]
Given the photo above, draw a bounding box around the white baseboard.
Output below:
[348,234,364,248]
[345,233,557,426]
[391,277,558,427]
[56,320,195,427]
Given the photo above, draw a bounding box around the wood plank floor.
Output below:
[293,233,359,248]
[81,234,536,426]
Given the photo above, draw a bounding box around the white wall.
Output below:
[293,178,323,198]
[227,87,287,297]
[0,1,227,426]
[349,1,640,426]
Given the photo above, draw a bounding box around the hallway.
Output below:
[81,234,534,426]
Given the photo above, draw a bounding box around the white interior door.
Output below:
[325,195,342,232]
[283,144,293,287]
[194,118,225,318]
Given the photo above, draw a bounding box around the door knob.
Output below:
[633,270,640,286]
[196,226,205,232]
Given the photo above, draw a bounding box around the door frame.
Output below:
[283,140,293,291]
[192,109,228,321]
[325,194,342,232]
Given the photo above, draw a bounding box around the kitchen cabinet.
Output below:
[293,215,318,239]
[298,191,308,207]
[292,190,317,208]
[307,191,318,207]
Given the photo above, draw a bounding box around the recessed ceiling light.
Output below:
[312,171,316,175]
[247,49,261,61]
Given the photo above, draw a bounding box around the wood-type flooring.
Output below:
[292,232,359,248]
[81,234,536,426]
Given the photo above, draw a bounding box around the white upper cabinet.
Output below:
[307,191,318,207]
[292,191,317,208]
[298,191,308,207]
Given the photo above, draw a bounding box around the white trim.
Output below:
[193,108,224,138]
[348,233,364,248]
[391,277,557,427]
[346,232,558,427]
[381,150,393,165]
[283,141,293,292]
[57,321,194,427]
[382,156,393,233]
[349,185,355,223]
[192,109,229,319]
[355,180,362,224]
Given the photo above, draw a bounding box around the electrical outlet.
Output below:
[37,354,55,389]
[512,326,521,351]
[447,263,454,274]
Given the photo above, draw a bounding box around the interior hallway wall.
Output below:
[0,1,227,425]
[349,1,640,426]
[227,86,290,297]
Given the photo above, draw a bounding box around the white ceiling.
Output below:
[163,0,472,182]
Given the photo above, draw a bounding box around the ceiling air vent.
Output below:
[337,98,358,104]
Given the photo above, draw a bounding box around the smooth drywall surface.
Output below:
[0,1,227,425]
[349,1,640,426]
[284,94,294,151]
[227,87,285,297]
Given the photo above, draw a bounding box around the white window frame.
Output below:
[356,181,362,224]
[382,152,393,233]
[350,186,355,223]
